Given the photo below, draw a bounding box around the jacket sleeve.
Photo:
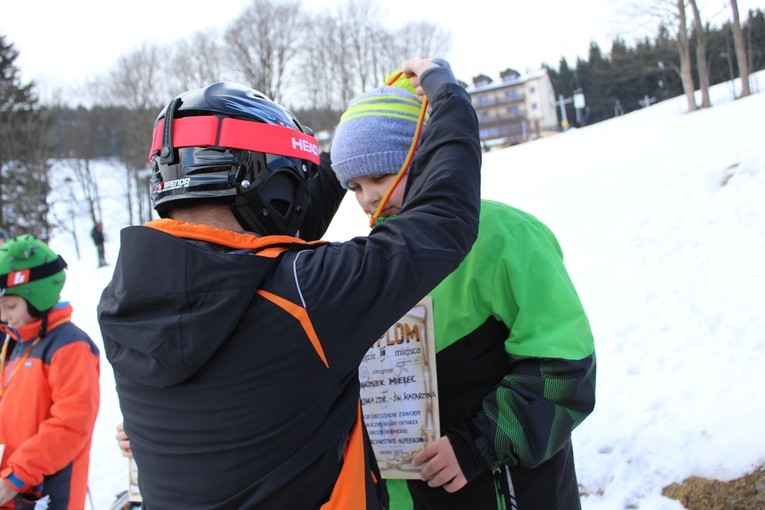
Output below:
[298,151,346,241]
[298,83,482,380]
[4,342,100,489]
[447,219,596,477]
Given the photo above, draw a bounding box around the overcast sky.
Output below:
[3,0,765,98]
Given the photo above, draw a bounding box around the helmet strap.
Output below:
[38,311,49,338]
[0,256,68,292]
[159,98,183,166]
[27,301,42,318]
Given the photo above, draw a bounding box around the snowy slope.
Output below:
[48,72,765,510]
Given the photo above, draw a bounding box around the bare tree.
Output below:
[331,10,365,108]
[165,31,226,93]
[49,174,82,261]
[224,0,451,110]
[688,0,711,107]
[730,0,751,97]
[674,0,698,111]
[65,159,103,226]
[295,0,386,110]
[293,1,452,133]
[100,43,166,225]
[296,14,346,111]
[619,0,697,112]
[336,0,389,95]
[224,0,302,103]
[390,21,452,74]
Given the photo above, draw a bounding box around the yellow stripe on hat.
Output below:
[339,95,423,125]
[340,109,421,124]
[352,94,422,109]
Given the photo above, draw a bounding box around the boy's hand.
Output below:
[413,435,468,493]
[0,481,19,505]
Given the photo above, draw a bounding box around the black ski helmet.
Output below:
[148,81,320,236]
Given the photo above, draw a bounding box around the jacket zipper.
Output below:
[493,465,518,510]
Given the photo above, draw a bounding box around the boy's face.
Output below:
[0,295,34,328]
[347,173,409,218]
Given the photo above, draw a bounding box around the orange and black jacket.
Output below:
[0,304,100,509]
[97,81,481,509]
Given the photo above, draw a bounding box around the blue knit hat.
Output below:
[331,79,425,189]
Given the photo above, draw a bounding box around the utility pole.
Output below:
[556,90,586,129]
[555,94,573,130]
[639,95,657,108]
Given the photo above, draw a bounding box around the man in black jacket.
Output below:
[97,58,481,509]
[91,222,107,267]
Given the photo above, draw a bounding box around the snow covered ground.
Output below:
[49,72,765,509]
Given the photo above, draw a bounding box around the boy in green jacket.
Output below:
[330,65,596,510]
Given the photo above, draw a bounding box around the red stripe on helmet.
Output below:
[149,116,320,165]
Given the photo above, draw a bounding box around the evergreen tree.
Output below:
[0,34,51,240]
[747,9,765,72]
[654,25,682,100]
[578,42,614,123]
[706,23,737,85]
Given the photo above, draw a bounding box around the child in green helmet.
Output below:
[330,62,596,510]
[0,235,100,510]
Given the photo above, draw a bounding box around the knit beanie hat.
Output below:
[331,74,426,189]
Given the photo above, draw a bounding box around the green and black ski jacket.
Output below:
[387,200,596,510]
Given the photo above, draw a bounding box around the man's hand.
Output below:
[413,436,468,493]
[401,58,440,99]
[116,422,133,458]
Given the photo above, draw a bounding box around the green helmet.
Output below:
[0,235,68,313]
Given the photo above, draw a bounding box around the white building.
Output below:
[466,68,558,147]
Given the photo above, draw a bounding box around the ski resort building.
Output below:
[466,68,558,148]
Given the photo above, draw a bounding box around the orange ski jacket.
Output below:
[0,303,100,509]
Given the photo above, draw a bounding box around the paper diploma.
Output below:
[359,296,439,479]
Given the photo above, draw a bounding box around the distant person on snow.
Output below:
[0,235,100,510]
[329,66,596,509]
[91,222,107,267]
[97,58,480,509]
